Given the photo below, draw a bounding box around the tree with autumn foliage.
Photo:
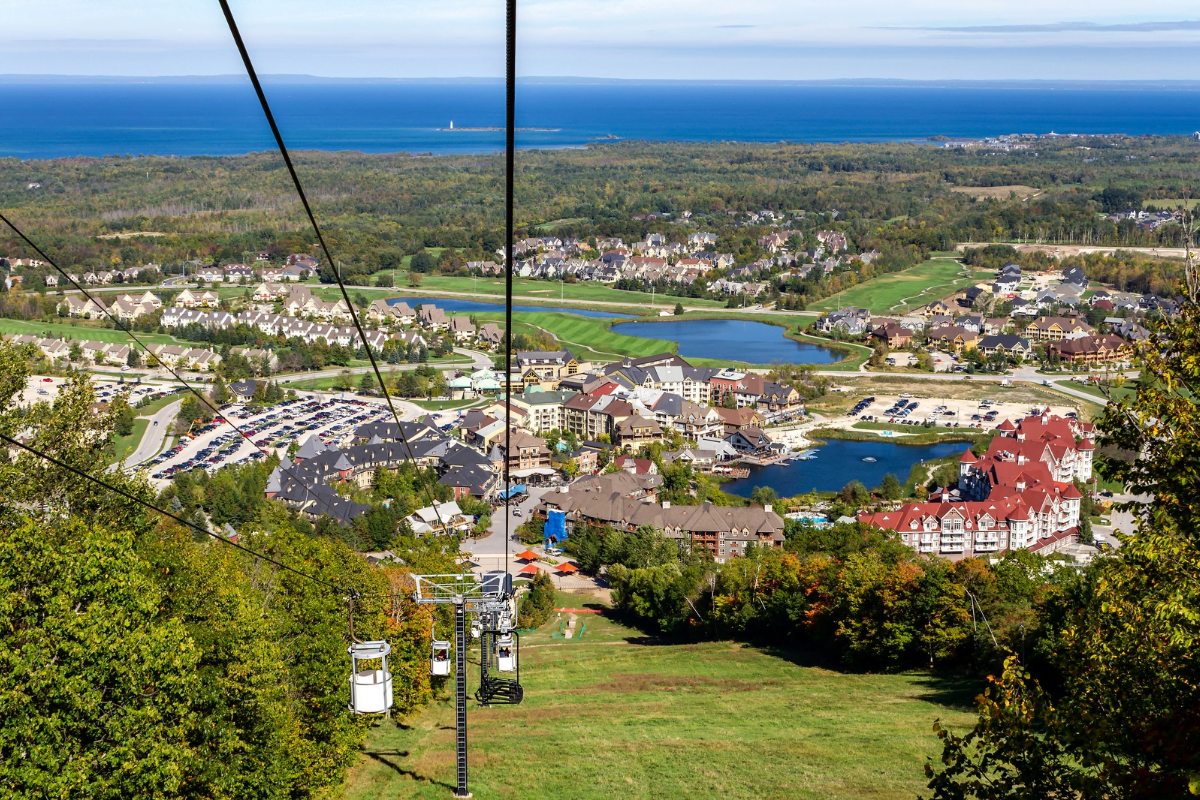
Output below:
[925,217,1200,799]
[0,340,432,797]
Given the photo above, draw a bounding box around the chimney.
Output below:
[764,504,773,513]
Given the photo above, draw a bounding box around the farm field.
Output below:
[0,317,182,348]
[343,592,978,800]
[808,259,990,315]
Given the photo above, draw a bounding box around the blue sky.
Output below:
[7,0,1200,80]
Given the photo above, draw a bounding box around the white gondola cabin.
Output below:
[348,640,394,715]
[496,634,516,672]
[430,639,452,676]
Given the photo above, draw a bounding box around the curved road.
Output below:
[119,397,183,468]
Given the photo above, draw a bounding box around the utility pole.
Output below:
[454,598,469,798]
[413,572,521,799]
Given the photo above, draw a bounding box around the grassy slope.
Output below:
[808,259,989,315]
[344,592,977,800]
[0,317,180,347]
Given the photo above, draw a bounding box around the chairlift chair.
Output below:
[430,638,452,677]
[348,640,394,714]
[496,633,516,672]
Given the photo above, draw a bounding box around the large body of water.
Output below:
[386,295,628,318]
[3,82,1200,159]
[611,319,839,364]
[723,439,968,497]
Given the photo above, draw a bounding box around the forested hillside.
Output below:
[2,137,1198,283]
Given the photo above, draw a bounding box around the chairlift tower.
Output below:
[414,571,522,798]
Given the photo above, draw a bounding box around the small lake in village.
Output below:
[387,296,629,319]
[722,439,969,497]
[610,319,840,364]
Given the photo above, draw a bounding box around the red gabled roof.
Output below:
[959,449,978,463]
[1061,483,1083,499]
[1078,438,1094,451]
[997,419,1016,432]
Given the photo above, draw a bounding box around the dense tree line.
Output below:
[4,138,1200,283]
[0,341,449,797]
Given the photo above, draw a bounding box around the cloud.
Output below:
[716,24,755,28]
[883,20,1200,34]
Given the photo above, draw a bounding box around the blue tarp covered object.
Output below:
[498,484,527,500]
[545,509,567,543]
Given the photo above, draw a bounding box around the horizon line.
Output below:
[4,74,1200,89]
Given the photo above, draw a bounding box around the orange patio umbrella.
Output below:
[555,562,580,575]
[518,563,541,576]
[515,550,540,562]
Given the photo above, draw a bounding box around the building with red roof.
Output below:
[861,413,1092,560]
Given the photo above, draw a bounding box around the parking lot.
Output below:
[143,396,394,483]
[845,393,1080,430]
[18,374,182,408]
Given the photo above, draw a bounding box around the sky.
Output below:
[7,0,1200,81]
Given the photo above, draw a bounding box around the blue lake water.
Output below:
[386,296,629,318]
[610,319,839,364]
[3,82,1200,158]
[723,439,968,496]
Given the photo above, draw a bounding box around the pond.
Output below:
[609,319,840,364]
[387,296,630,319]
[722,439,969,497]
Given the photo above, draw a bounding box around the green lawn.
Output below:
[108,418,149,464]
[808,259,990,315]
[344,591,977,800]
[412,398,484,411]
[133,391,184,416]
[391,274,728,309]
[0,318,181,348]
[1053,379,1134,404]
[468,311,665,362]
[285,376,362,392]
[468,310,871,368]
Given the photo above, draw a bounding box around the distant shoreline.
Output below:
[437,126,561,132]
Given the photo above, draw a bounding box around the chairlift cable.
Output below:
[503,0,517,579]
[216,0,454,538]
[0,430,342,592]
[0,212,383,526]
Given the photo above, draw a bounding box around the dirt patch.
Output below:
[949,185,1040,200]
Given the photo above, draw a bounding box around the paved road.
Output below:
[462,486,555,575]
[124,398,183,466]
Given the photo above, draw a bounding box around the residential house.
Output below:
[978,334,1033,360]
[870,322,913,349]
[1047,334,1131,365]
[614,415,665,447]
[449,316,476,342]
[1024,316,1095,341]
[927,325,979,352]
